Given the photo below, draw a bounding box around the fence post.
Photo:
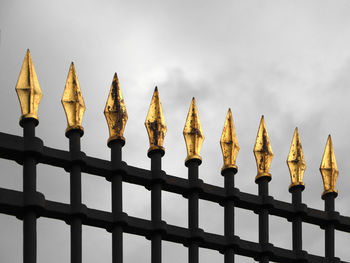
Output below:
[324,193,336,259]
[287,128,306,253]
[110,139,124,263]
[15,49,43,263]
[149,150,163,263]
[145,87,167,263]
[183,98,204,263]
[290,185,303,252]
[254,116,273,263]
[220,109,239,263]
[223,169,236,263]
[320,135,339,261]
[61,62,86,263]
[104,73,128,263]
[22,118,38,263]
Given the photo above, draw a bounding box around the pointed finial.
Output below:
[287,128,306,190]
[61,62,85,135]
[183,98,204,165]
[145,87,167,156]
[104,73,128,145]
[220,108,239,173]
[320,135,338,198]
[253,116,273,182]
[15,49,42,126]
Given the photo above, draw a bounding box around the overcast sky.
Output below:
[1,0,350,262]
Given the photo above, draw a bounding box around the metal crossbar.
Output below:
[0,129,347,263]
[0,50,347,263]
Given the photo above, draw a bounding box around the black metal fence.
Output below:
[0,50,348,263]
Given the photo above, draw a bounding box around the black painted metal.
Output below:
[186,159,201,263]
[0,130,349,262]
[222,168,237,263]
[67,129,83,263]
[22,118,37,263]
[149,149,163,263]
[324,193,336,260]
[257,177,270,263]
[290,185,304,253]
[109,139,125,263]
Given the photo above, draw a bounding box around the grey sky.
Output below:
[1,0,350,262]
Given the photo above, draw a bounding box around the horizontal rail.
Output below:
[0,187,345,263]
[0,131,348,233]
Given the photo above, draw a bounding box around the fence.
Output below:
[0,49,347,263]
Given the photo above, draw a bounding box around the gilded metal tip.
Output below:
[183,98,204,165]
[287,128,306,190]
[15,49,42,125]
[145,87,167,155]
[220,108,239,173]
[253,116,273,182]
[104,73,128,144]
[320,135,338,198]
[61,62,85,135]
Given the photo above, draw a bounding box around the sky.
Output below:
[1,0,350,262]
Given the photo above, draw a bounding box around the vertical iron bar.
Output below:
[149,150,163,263]
[110,139,124,263]
[257,177,269,263]
[324,193,336,260]
[223,168,237,263]
[290,185,303,252]
[67,130,83,263]
[187,160,200,263]
[22,119,37,263]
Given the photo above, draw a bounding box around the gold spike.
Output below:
[145,87,167,155]
[61,62,85,134]
[220,108,239,173]
[15,49,42,125]
[287,128,306,190]
[104,73,128,144]
[320,135,338,197]
[253,116,273,182]
[183,98,204,165]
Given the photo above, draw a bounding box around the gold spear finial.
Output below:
[183,98,204,165]
[145,87,167,155]
[220,108,239,173]
[15,49,42,125]
[320,135,338,198]
[253,116,273,182]
[61,62,85,135]
[287,127,306,190]
[104,73,128,144]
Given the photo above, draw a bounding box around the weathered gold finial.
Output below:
[253,116,273,182]
[183,98,204,165]
[145,87,167,155]
[104,73,128,144]
[15,49,42,125]
[220,108,239,173]
[287,127,306,190]
[320,135,338,198]
[61,62,85,135]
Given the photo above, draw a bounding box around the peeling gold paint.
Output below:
[104,73,128,144]
[220,108,239,172]
[253,116,273,181]
[15,49,42,123]
[287,128,305,189]
[145,87,167,154]
[320,135,338,197]
[61,62,85,133]
[183,98,204,164]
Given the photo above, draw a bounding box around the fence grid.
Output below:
[0,49,347,263]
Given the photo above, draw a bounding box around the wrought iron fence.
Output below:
[0,49,347,263]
